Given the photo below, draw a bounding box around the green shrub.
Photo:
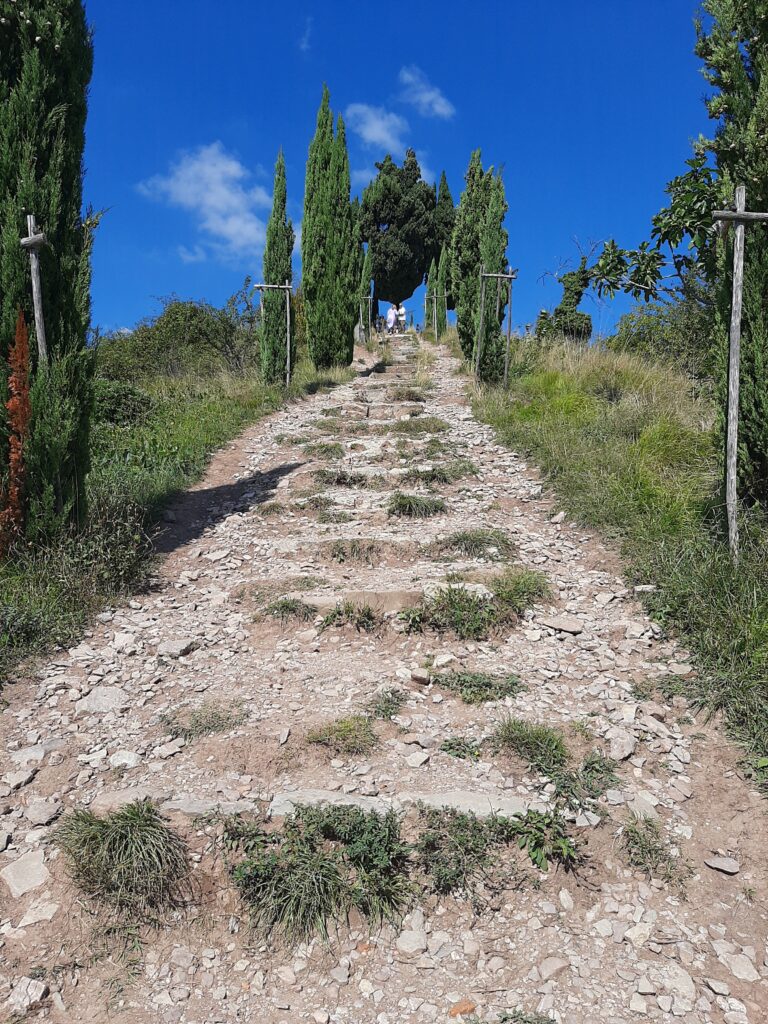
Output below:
[55,799,190,917]
[93,379,155,426]
[437,670,523,704]
[227,805,411,943]
[388,493,446,518]
[307,715,378,756]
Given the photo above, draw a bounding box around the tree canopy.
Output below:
[359,150,437,305]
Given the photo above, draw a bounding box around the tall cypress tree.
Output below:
[476,175,509,381]
[436,247,449,338]
[0,0,95,540]
[435,171,455,307]
[329,114,357,366]
[261,150,295,384]
[302,86,334,368]
[425,258,437,335]
[450,150,494,360]
[302,90,356,368]
[359,246,372,334]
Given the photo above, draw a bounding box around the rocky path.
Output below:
[1,337,767,1024]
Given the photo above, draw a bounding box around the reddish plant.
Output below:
[0,310,32,555]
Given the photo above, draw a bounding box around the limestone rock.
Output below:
[539,956,569,981]
[24,798,61,826]
[0,849,50,898]
[704,855,740,875]
[76,686,129,714]
[157,637,197,659]
[6,977,49,1014]
[537,614,583,635]
[396,929,428,954]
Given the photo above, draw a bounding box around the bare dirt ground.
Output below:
[1,336,767,1024]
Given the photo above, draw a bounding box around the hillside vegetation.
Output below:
[0,300,353,680]
[475,338,768,781]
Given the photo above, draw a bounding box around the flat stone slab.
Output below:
[89,785,171,815]
[0,849,50,898]
[398,790,536,819]
[704,855,740,875]
[161,796,258,817]
[76,686,129,715]
[536,614,584,635]
[269,790,390,818]
[292,590,422,617]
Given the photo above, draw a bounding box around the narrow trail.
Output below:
[1,337,767,1024]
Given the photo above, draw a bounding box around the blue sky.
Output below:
[84,0,710,336]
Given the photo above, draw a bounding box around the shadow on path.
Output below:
[153,461,303,555]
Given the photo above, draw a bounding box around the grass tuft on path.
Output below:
[474,337,768,780]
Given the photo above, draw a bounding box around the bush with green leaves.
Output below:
[226,805,412,944]
[92,379,155,427]
[55,799,191,918]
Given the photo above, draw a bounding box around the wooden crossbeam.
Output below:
[253,281,292,385]
[19,213,48,364]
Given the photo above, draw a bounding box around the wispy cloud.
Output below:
[398,65,455,119]
[298,16,312,52]
[345,104,409,153]
[138,141,271,263]
[351,166,377,189]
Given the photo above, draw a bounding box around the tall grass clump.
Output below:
[474,336,768,777]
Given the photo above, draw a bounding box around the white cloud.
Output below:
[351,166,377,189]
[298,16,312,52]
[345,104,409,153]
[138,142,271,263]
[398,66,455,119]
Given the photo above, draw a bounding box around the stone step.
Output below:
[268,788,541,820]
[285,588,422,616]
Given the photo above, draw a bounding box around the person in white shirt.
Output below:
[386,304,397,334]
[397,304,406,332]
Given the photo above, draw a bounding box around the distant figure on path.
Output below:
[386,304,397,335]
[397,303,406,333]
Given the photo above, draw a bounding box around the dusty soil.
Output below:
[1,337,767,1024]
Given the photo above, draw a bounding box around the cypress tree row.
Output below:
[261,150,295,384]
[0,0,95,541]
[359,246,372,333]
[301,88,357,369]
[436,247,449,338]
[450,150,494,361]
[475,175,509,381]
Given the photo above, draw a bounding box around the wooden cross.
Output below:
[19,213,49,364]
[253,280,292,385]
[359,294,374,342]
[712,186,768,563]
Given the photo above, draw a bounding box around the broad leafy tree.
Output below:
[590,0,768,504]
[261,150,294,383]
[359,150,437,305]
[0,0,96,540]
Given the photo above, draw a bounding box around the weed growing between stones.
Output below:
[306,715,379,756]
[437,671,523,704]
[303,441,344,459]
[264,597,318,623]
[317,508,354,524]
[414,806,578,897]
[315,467,370,488]
[390,416,449,436]
[403,459,479,486]
[434,527,514,559]
[161,702,246,740]
[320,601,380,632]
[388,492,447,518]
[56,799,191,919]
[388,384,428,402]
[489,567,550,614]
[366,687,408,719]
[619,815,690,890]
[440,737,482,760]
[494,718,569,776]
[256,501,285,516]
[329,539,380,565]
[225,805,412,945]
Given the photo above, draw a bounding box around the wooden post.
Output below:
[503,277,513,389]
[725,185,746,564]
[474,267,487,377]
[20,214,49,365]
[432,294,437,339]
[285,280,291,386]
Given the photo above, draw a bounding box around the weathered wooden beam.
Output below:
[725,186,746,564]
[713,210,768,223]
